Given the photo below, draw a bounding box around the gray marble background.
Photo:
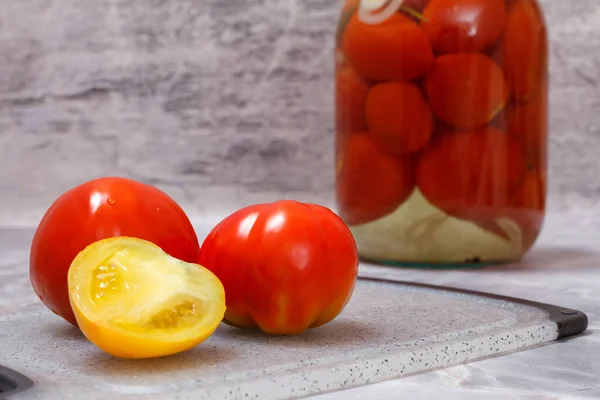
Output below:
[0,0,599,226]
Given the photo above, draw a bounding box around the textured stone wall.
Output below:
[0,0,599,225]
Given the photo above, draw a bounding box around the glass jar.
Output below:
[335,0,548,265]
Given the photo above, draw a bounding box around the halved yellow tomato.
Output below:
[67,237,226,359]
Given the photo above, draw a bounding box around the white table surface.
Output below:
[1,211,598,399]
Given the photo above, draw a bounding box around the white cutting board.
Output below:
[0,273,587,400]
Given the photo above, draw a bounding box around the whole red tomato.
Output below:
[506,76,548,169]
[197,201,358,335]
[336,133,415,225]
[416,127,527,223]
[424,53,509,129]
[422,0,507,55]
[365,81,433,154]
[30,177,199,326]
[342,13,433,82]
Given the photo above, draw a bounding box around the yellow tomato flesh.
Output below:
[67,237,226,359]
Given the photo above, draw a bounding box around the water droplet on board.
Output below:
[107,198,116,205]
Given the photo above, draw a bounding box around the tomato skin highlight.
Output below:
[30,177,199,326]
[198,201,359,335]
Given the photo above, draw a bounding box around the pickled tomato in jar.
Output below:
[334,0,548,265]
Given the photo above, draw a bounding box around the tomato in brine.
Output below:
[502,0,547,101]
[365,81,433,154]
[336,133,415,225]
[416,127,527,224]
[342,13,433,82]
[422,0,507,55]
[424,53,509,129]
[336,65,369,137]
[507,169,546,250]
[506,86,548,169]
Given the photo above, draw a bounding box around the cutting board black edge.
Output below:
[0,366,33,399]
[0,276,588,399]
[359,276,589,340]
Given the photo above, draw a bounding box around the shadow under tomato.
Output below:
[217,318,378,349]
[46,319,85,340]
[79,342,238,377]
[45,317,239,376]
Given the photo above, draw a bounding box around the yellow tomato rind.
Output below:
[72,310,223,359]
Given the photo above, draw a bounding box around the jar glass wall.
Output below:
[335,0,548,265]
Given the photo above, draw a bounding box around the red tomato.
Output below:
[424,53,509,129]
[506,169,546,250]
[197,201,358,335]
[502,0,547,101]
[336,65,369,136]
[422,0,507,55]
[506,75,548,169]
[30,177,199,326]
[416,127,527,223]
[365,81,433,154]
[403,0,429,12]
[337,132,415,225]
[481,169,546,247]
[342,13,433,82]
